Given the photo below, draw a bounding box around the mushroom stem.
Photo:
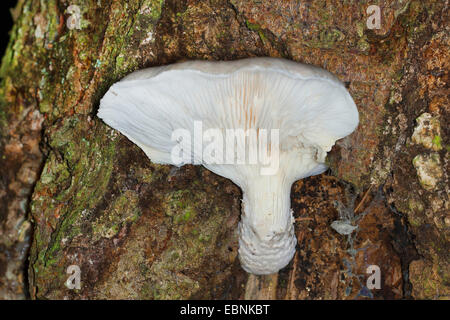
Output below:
[244,273,279,300]
[238,175,296,275]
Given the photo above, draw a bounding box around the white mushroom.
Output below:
[98,57,359,275]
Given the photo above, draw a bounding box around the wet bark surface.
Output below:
[0,0,448,299]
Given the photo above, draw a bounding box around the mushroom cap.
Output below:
[98,57,358,182]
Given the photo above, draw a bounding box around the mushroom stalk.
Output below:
[238,175,295,275]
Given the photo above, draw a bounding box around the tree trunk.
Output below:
[0,0,448,299]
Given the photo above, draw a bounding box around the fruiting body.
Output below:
[98,57,359,274]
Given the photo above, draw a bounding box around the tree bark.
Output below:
[0,0,448,299]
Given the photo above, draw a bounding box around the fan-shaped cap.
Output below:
[98,57,358,168]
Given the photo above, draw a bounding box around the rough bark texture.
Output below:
[0,0,448,299]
